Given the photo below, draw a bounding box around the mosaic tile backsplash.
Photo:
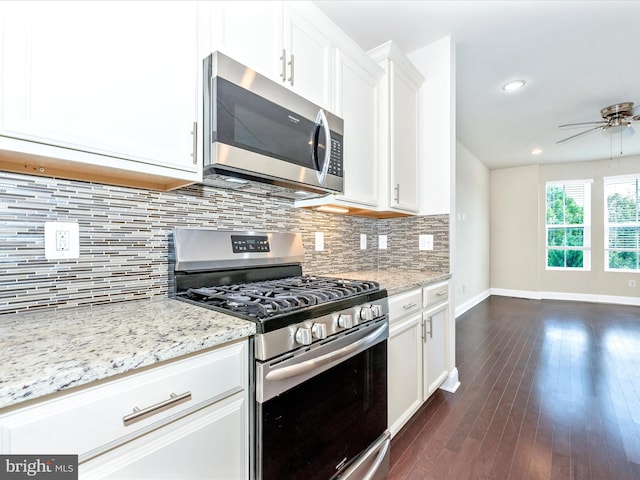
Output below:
[0,172,449,315]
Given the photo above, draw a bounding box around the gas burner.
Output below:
[184,275,380,320]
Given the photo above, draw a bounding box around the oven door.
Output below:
[255,319,388,480]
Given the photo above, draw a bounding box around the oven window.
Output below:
[257,341,387,480]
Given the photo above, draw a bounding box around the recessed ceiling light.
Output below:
[531,147,543,155]
[502,80,526,92]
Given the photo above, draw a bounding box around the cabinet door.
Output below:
[0,1,199,173]
[211,1,283,81]
[334,51,379,207]
[282,5,333,109]
[388,313,422,438]
[80,393,247,480]
[423,303,449,400]
[390,64,420,212]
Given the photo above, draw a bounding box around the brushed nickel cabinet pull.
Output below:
[280,49,287,82]
[123,391,192,427]
[394,184,400,202]
[288,54,295,86]
[427,316,433,339]
[191,122,197,165]
[436,291,446,297]
[402,302,417,310]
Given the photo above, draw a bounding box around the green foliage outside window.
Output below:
[545,185,586,269]
[606,182,640,271]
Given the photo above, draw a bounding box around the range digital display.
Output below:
[231,235,270,253]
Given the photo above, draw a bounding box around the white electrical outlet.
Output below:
[630,280,637,288]
[315,232,324,251]
[419,234,434,251]
[360,234,367,250]
[378,235,388,250]
[45,222,80,260]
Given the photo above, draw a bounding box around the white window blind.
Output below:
[545,180,591,270]
[604,175,640,271]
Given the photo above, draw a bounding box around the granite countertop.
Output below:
[335,269,451,295]
[0,298,255,410]
[0,270,445,411]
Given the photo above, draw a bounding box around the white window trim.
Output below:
[545,180,592,271]
[603,174,640,272]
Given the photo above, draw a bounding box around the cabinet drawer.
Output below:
[423,281,448,308]
[388,289,422,323]
[0,340,247,460]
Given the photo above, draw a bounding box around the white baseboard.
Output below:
[455,289,491,318]
[439,368,460,393]
[491,288,640,306]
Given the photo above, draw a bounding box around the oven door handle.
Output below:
[338,431,391,480]
[265,323,387,382]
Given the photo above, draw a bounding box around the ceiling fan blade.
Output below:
[558,120,607,128]
[556,125,604,144]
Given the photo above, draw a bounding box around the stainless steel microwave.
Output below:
[202,52,344,195]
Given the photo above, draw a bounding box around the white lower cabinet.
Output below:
[422,282,449,400]
[423,302,449,400]
[387,282,450,437]
[80,393,246,480]
[388,312,422,436]
[0,340,249,479]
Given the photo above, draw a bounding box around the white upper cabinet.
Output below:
[333,51,380,207]
[281,4,333,109]
[210,1,332,109]
[370,41,425,214]
[0,1,203,189]
[209,1,284,83]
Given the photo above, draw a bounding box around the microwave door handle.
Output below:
[314,109,331,185]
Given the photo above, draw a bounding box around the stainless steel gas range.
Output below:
[171,228,390,480]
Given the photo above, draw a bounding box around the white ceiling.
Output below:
[314,0,640,170]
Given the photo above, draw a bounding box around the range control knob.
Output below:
[360,306,374,321]
[295,327,312,346]
[371,304,383,317]
[312,323,327,340]
[337,314,353,329]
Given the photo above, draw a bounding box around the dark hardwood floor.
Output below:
[388,296,640,480]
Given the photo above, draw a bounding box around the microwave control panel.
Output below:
[328,137,343,177]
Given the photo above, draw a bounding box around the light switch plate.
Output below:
[419,234,434,251]
[360,234,367,250]
[378,235,388,250]
[315,232,324,251]
[45,222,80,260]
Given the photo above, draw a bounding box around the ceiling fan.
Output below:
[556,102,640,144]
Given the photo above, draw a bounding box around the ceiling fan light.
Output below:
[604,123,631,136]
[502,80,525,92]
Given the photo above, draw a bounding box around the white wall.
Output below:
[490,164,541,293]
[490,156,640,304]
[455,142,491,316]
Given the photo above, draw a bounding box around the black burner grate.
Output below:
[183,276,379,320]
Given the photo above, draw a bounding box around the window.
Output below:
[545,181,591,270]
[604,175,640,271]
